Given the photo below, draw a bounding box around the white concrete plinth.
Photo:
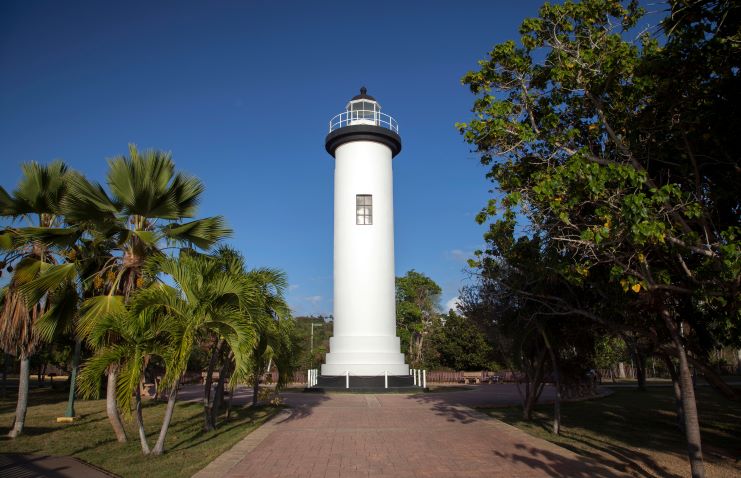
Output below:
[321,335,409,376]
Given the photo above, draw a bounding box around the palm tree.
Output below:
[0,161,76,438]
[63,145,231,442]
[25,234,116,419]
[245,268,293,406]
[77,302,172,455]
[84,250,259,454]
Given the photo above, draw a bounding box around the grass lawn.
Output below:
[0,387,278,478]
[481,387,741,478]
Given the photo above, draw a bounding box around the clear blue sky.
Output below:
[0,1,661,316]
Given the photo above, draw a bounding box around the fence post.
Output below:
[385,370,388,389]
[423,370,426,389]
[346,371,349,389]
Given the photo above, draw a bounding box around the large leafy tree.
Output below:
[63,145,232,442]
[426,310,493,371]
[458,1,739,475]
[395,270,442,366]
[0,161,77,438]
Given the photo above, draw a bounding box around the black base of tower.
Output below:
[306,375,422,393]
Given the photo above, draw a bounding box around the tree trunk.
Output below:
[661,307,705,478]
[540,327,561,435]
[252,371,260,406]
[685,354,740,401]
[134,386,150,454]
[65,339,82,417]
[663,354,685,434]
[211,355,231,426]
[635,351,647,391]
[522,348,546,420]
[1,353,9,398]
[106,366,127,443]
[203,338,223,431]
[152,379,179,455]
[8,354,30,438]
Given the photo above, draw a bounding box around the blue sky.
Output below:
[0,1,663,316]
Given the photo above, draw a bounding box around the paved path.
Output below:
[194,389,629,478]
[0,454,114,478]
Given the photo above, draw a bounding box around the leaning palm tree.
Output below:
[77,303,172,455]
[63,145,231,442]
[0,161,76,438]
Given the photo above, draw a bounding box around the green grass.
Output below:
[481,387,741,478]
[0,388,278,478]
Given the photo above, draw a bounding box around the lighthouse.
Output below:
[321,88,409,377]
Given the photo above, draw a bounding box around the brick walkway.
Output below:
[194,391,629,478]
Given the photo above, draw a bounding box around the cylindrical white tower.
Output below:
[321,88,409,376]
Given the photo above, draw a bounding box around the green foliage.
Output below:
[425,311,493,370]
[395,270,442,366]
[460,0,740,353]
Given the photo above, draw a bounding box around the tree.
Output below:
[63,145,231,442]
[458,1,739,474]
[0,161,76,438]
[245,267,293,407]
[426,310,493,370]
[395,270,442,367]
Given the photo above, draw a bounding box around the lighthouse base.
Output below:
[321,335,409,376]
[313,374,417,392]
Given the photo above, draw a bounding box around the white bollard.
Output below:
[384,370,388,389]
[308,369,311,387]
[412,369,416,385]
[346,371,349,389]
[417,369,421,387]
[423,370,427,389]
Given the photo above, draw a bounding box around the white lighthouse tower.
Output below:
[321,88,409,377]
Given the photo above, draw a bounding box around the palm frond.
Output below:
[20,262,77,305]
[62,173,118,226]
[162,216,232,249]
[77,294,125,346]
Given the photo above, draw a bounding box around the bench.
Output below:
[461,372,483,384]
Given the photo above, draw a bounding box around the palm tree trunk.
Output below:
[203,338,223,431]
[661,306,705,478]
[252,372,260,406]
[8,354,30,438]
[64,339,82,417]
[106,366,127,443]
[152,379,179,455]
[211,355,231,426]
[1,353,9,398]
[134,386,150,454]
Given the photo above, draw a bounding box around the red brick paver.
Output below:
[195,391,629,478]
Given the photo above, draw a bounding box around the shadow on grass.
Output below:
[484,387,741,477]
[491,442,631,478]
